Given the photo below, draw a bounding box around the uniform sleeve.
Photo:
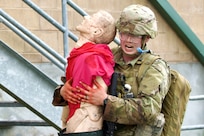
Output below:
[103,59,170,125]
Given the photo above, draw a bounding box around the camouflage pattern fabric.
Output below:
[136,53,191,136]
[103,47,171,136]
[161,70,191,136]
[116,4,157,39]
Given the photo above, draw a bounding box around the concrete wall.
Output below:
[0,0,204,136]
[170,63,204,136]
[1,0,203,63]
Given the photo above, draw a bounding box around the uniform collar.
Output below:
[113,47,144,67]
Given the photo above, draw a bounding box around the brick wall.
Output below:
[0,0,203,63]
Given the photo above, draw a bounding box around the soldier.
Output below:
[60,4,171,136]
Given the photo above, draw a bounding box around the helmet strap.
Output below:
[141,35,147,49]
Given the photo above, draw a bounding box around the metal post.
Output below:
[0,16,65,71]
[62,0,69,61]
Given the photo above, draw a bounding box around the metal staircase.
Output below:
[0,41,61,130]
[0,0,85,133]
[0,0,80,133]
[0,100,50,127]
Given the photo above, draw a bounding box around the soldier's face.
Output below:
[119,33,143,55]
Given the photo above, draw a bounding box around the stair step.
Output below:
[0,120,50,126]
[0,42,61,130]
[0,102,51,127]
[0,101,23,107]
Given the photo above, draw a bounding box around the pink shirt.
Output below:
[66,42,115,120]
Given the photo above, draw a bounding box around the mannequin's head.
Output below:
[76,10,116,44]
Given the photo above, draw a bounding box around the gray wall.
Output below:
[170,63,204,136]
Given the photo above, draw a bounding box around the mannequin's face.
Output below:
[76,13,101,37]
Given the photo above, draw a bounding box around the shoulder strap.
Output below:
[137,53,161,82]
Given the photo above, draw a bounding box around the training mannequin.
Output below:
[60,10,116,136]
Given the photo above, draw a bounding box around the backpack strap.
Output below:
[137,53,161,82]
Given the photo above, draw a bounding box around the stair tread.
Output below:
[0,101,23,107]
[0,120,50,126]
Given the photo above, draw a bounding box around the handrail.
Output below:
[23,0,78,58]
[0,10,65,71]
[67,0,88,16]
[22,0,78,42]
[61,0,69,58]
[23,0,121,65]
[182,125,204,131]
[181,95,204,131]
[0,83,61,131]
[1,0,120,72]
[0,9,66,64]
[189,95,204,101]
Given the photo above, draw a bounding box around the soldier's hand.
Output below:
[60,78,81,104]
[76,80,108,106]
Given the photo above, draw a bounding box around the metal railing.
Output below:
[189,95,204,101]
[0,0,119,71]
[22,0,78,59]
[0,101,50,127]
[0,9,66,71]
[0,84,58,129]
[181,95,204,131]
[0,0,203,132]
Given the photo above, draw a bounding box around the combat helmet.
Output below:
[116,4,157,39]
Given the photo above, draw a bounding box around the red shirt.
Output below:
[66,42,115,120]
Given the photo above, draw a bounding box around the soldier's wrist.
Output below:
[52,85,67,106]
[103,97,108,106]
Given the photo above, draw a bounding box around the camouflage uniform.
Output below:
[103,4,171,136]
[103,47,171,136]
